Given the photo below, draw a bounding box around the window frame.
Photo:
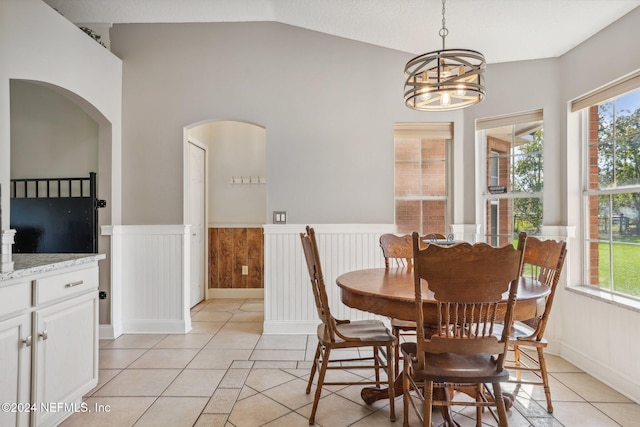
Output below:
[580,87,640,300]
[477,110,544,245]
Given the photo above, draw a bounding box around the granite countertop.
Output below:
[0,253,106,282]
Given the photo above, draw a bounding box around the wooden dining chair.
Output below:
[401,232,527,427]
[379,233,446,375]
[301,226,396,425]
[504,236,567,413]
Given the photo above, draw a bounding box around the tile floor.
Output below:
[59,298,640,427]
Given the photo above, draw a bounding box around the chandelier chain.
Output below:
[439,0,448,49]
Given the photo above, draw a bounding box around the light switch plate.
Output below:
[273,211,287,224]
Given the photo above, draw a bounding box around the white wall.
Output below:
[0,0,123,324]
[10,80,99,179]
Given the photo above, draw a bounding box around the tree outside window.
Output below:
[586,89,640,297]
[482,117,543,247]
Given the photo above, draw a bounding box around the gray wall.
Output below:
[110,22,463,225]
[10,80,99,180]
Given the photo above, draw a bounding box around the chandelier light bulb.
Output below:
[440,91,451,107]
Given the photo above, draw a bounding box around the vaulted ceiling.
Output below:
[44,0,639,64]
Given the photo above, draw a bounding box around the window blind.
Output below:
[475,110,543,131]
[571,69,640,112]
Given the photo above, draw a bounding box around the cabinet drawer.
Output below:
[0,281,30,319]
[34,267,99,305]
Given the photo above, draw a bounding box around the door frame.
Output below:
[183,135,209,302]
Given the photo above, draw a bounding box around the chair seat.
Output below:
[317,320,396,345]
[494,321,549,347]
[390,318,417,330]
[401,342,509,384]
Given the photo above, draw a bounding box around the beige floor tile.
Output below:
[552,372,633,402]
[192,310,234,322]
[102,334,167,349]
[85,369,122,397]
[230,360,255,369]
[297,392,374,427]
[593,402,640,426]
[194,413,228,427]
[203,388,242,414]
[244,368,297,392]
[99,339,114,348]
[128,348,200,369]
[188,349,253,369]
[93,368,181,396]
[134,396,208,427]
[255,334,308,350]
[240,300,264,312]
[98,349,146,369]
[253,360,298,369]
[262,411,311,427]
[58,396,155,427]
[220,368,251,388]
[219,320,263,335]
[542,353,584,373]
[189,321,226,334]
[262,378,323,411]
[203,299,245,310]
[163,369,226,396]
[238,385,260,400]
[204,321,262,349]
[154,333,213,348]
[227,393,291,427]
[551,401,622,426]
[227,311,264,322]
[250,349,306,361]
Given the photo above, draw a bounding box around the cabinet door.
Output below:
[32,292,98,427]
[0,313,31,427]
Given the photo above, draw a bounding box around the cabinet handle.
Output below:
[65,280,84,288]
[22,336,32,347]
[39,330,48,340]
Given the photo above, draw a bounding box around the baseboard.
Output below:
[122,319,192,334]
[262,320,318,335]
[99,324,116,340]
[208,288,264,299]
[561,342,640,404]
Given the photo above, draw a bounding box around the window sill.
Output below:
[566,285,640,313]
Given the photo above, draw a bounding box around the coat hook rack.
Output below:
[230,176,266,185]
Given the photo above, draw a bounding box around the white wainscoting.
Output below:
[263,224,397,334]
[102,225,191,337]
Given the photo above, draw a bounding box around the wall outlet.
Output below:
[242,265,249,275]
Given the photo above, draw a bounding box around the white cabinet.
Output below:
[0,263,99,427]
[0,312,31,427]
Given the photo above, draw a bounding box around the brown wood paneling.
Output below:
[247,228,264,288]
[233,228,248,288]
[208,228,218,288]
[218,228,234,288]
[208,227,264,289]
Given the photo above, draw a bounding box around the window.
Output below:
[582,88,640,298]
[394,123,451,235]
[477,111,544,247]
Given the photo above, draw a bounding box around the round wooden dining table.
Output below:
[337,267,549,324]
[336,267,550,421]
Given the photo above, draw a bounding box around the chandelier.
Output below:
[404,0,486,111]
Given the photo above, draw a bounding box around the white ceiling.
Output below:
[43,0,640,64]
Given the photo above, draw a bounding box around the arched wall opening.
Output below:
[185,120,266,298]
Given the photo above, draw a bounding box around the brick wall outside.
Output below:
[485,136,512,241]
[395,137,447,235]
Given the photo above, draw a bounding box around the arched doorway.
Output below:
[185,120,266,304]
